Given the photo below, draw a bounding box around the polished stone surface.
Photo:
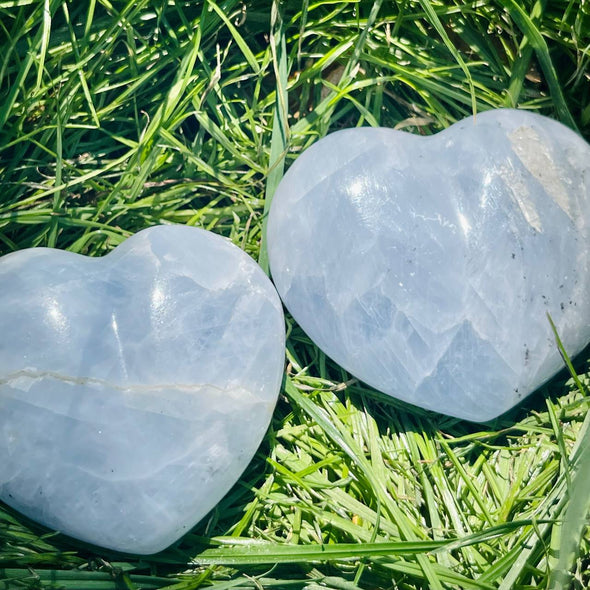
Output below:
[268,109,590,421]
[0,225,285,554]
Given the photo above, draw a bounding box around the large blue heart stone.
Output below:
[268,109,590,421]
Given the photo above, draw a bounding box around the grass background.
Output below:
[1,0,590,588]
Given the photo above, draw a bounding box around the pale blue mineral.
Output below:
[267,109,590,421]
[0,225,285,554]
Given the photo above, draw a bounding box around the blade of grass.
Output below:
[504,0,546,107]
[258,0,288,274]
[207,0,260,75]
[499,0,577,130]
[417,0,476,117]
[35,0,51,90]
[195,519,546,566]
[61,1,100,127]
[548,425,590,589]
[546,316,590,589]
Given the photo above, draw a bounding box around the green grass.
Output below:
[1,1,590,588]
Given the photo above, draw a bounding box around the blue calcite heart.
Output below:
[267,109,590,422]
[0,225,285,554]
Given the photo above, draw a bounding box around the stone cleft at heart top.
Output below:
[267,108,590,422]
[0,225,285,554]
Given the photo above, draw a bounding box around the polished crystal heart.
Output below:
[0,225,285,554]
[268,109,590,422]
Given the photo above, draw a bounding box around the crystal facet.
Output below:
[0,225,285,554]
[268,109,590,421]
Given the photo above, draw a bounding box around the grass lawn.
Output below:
[1,0,590,588]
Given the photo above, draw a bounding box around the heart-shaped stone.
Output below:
[0,225,285,554]
[267,109,590,422]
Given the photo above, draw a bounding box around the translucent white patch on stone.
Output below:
[509,124,573,221]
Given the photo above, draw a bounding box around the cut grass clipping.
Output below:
[1,1,589,589]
